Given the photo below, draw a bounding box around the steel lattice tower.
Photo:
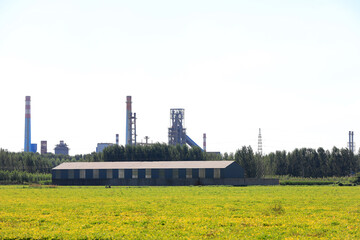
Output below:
[258,128,263,155]
[126,96,137,146]
[348,131,355,153]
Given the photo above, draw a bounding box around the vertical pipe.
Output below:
[203,133,206,152]
[349,131,351,152]
[133,112,137,146]
[116,134,119,145]
[126,96,132,145]
[24,96,31,152]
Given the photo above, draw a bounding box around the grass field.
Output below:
[0,185,359,239]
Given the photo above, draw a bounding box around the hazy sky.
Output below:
[1,0,360,155]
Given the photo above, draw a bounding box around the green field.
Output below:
[0,185,359,239]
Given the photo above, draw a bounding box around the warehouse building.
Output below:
[52,161,278,186]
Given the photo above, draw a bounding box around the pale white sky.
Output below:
[1,0,360,155]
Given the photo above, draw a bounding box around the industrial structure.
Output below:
[54,141,69,155]
[348,131,355,153]
[203,133,206,152]
[41,141,47,154]
[258,128,263,155]
[168,109,203,150]
[24,96,34,152]
[96,143,113,153]
[52,161,278,186]
[116,134,119,145]
[125,96,136,146]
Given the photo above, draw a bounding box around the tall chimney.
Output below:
[203,133,206,152]
[116,134,119,145]
[126,96,132,145]
[24,96,31,152]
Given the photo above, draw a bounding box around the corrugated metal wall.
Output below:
[52,164,247,186]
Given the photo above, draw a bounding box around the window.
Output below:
[80,169,85,179]
[214,168,221,179]
[132,169,138,179]
[118,169,124,179]
[146,169,151,179]
[68,170,74,179]
[159,169,165,179]
[93,169,99,179]
[186,169,192,179]
[106,169,113,179]
[199,169,205,178]
[173,169,178,179]
[55,170,61,179]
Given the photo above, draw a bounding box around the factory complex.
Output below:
[22,95,279,186]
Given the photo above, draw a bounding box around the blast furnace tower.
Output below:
[168,109,186,146]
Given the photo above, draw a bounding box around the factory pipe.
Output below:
[203,133,206,152]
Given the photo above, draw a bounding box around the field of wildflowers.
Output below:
[0,185,359,239]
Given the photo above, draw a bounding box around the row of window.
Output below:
[54,168,221,180]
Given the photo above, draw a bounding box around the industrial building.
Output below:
[168,108,203,150]
[52,161,278,186]
[54,141,69,155]
[41,141,47,154]
[96,143,113,153]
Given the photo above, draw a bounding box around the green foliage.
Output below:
[261,147,359,178]
[0,186,359,239]
[102,143,206,162]
[0,170,51,184]
[235,146,256,178]
[350,172,360,184]
[1,143,359,180]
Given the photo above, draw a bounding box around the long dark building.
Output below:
[52,161,278,186]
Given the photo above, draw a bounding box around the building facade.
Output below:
[52,161,278,186]
[96,143,113,153]
[41,141,47,154]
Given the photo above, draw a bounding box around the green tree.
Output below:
[235,146,256,178]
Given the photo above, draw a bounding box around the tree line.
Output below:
[0,170,50,184]
[102,144,207,162]
[234,146,359,178]
[1,144,359,182]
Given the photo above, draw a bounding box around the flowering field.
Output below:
[0,185,359,239]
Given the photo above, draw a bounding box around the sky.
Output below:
[0,0,360,155]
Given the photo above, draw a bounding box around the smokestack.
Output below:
[348,131,354,153]
[24,96,31,152]
[203,133,206,152]
[116,134,119,145]
[126,96,132,145]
